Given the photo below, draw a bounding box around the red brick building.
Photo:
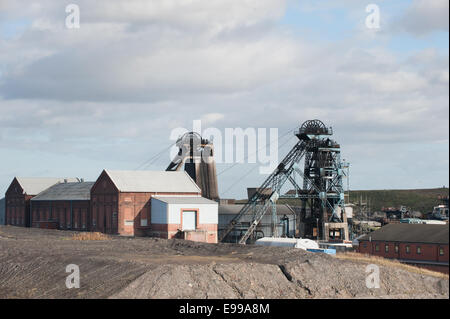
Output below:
[30,181,94,230]
[5,177,79,227]
[90,170,206,237]
[358,223,449,274]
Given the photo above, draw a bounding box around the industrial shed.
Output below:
[218,204,298,243]
[30,181,94,230]
[5,177,79,227]
[151,196,218,243]
[90,170,202,236]
[358,223,449,274]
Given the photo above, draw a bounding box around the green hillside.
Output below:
[347,188,449,213]
[235,188,449,214]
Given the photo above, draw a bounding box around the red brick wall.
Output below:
[31,200,90,230]
[358,240,449,273]
[90,171,119,234]
[151,223,218,243]
[438,244,449,263]
[117,192,201,236]
[359,240,449,262]
[119,192,152,236]
[5,178,28,227]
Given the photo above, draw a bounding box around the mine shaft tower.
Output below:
[219,119,348,244]
[283,120,348,241]
[166,132,219,200]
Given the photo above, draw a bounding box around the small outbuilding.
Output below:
[151,196,218,243]
[30,181,94,230]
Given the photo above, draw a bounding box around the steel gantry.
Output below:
[219,119,349,244]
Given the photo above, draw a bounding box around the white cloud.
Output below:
[201,113,225,125]
[394,0,449,35]
[0,0,300,102]
[0,0,448,195]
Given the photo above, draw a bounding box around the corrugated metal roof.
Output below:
[359,223,449,244]
[15,177,80,196]
[218,204,296,216]
[153,196,218,205]
[31,182,94,201]
[105,170,201,193]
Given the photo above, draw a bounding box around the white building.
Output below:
[151,196,218,243]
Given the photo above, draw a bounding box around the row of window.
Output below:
[7,218,24,225]
[373,243,445,256]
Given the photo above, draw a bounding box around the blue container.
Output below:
[307,248,336,255]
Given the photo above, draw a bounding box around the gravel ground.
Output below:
[0,225,448,299]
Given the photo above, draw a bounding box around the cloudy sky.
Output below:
[0,0,448,199]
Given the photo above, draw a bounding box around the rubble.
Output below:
[0,226,447,299]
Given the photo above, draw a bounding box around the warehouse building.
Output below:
[151,196,218,243]
[0,197,5,225]
[90,170,216,239]
[5,177,79,227]
[30,181,94,230]
[218,204,298,243]
[358,223,449,274]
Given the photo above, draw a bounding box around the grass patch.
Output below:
[336,252,449,279]
[276,187,449,213]
[70,232,111,241]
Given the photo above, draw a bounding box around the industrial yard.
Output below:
[1,118,449,300]
[1,0,448,305]
[0,225,447,299]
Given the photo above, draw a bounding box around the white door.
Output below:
[182,211,196,231]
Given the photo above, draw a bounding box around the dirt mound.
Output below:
[0,226,448,299]
[110,258,448,299]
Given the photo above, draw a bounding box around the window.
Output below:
[406,245,410,254]
[375,244,379,252]
[416,246,421,254]
[124,220,134,226]
[440,248,444,256]
[395,244,399,253]
[385,244,389,253]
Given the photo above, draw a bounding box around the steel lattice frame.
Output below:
[219,119,346,244]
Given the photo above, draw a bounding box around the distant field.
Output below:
[235,188,449,213]
[346,188,449,213]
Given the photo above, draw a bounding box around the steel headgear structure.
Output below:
[219,119,348,244]
[166,132,219,200]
